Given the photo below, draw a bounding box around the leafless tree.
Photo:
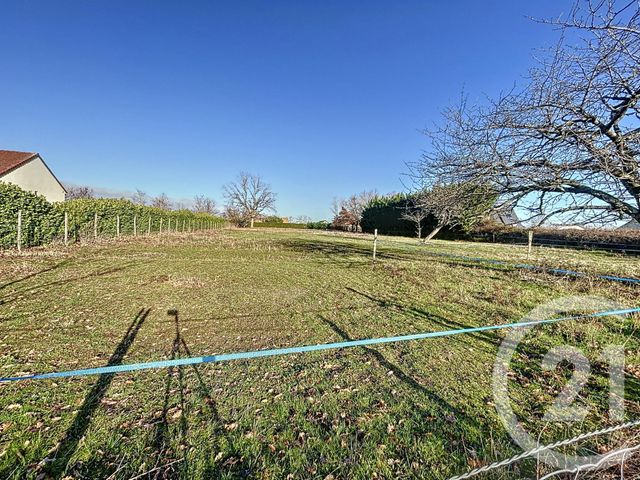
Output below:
[414,0,640,227]
[223,173,276,228]
[400,205,429,239]
[132,189,149,205]
[65,185,94,200]
[295,215,312,224]
[151,193,172,210]
[193,195,217,214]
[331,190,377,231]
[417,183,493,241]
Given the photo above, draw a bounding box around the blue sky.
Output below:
[0,1,569,219]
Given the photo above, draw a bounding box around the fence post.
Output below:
[160,217,163,234]
[527,230,534,257]
[116,215,121,237]
[373,228,378,261]
[17,209,22,253]
[134,214,137,236]
[94,212,98,240]
[64,211,69,246]
[168,217,171,234]
[148,217,152,235]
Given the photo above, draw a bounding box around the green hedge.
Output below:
[58,199,224,242]
[360,193,438,237]
[254,222,307,229]
[0,182,62,248]
[0,182,224,249]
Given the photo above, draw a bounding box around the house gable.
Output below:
[0,151,66,202]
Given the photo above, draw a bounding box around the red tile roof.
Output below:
[0,150,38,176]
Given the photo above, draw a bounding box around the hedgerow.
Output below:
[0,182,224,249]
[0,182,63,248]
[254,222,307,229]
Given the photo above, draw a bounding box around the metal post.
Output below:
[373,228,378,261]
[64,211,69,246]
[17,209,22,253]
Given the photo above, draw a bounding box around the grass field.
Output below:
[1,229,639,479]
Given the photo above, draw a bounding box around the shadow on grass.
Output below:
[0,263,136,307]
[151,310,252,478]
[277,237,416,264]
[43,308,150,476]
[318,315,489,444]
[0,259,72,291]
[345,287,501,351]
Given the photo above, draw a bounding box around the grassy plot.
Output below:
[0,229,639,479]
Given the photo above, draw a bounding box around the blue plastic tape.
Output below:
[1,307,638,383]
[382,240,640,285]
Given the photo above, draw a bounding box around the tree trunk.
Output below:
[417,224,422,240]
[423,225,443,243]
[250,217,255,228]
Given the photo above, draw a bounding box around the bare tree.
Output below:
[295,215,312,224]
[65,185,94,200]
[132,189,149,205]
[400,204,429,239]
[223,173,276,228]
[415,0,640,226]
[331,190,377,231]
[193,195,217,214]
[417,183,493,241]
[151,193,172,210]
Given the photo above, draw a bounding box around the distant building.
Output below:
[618,218,640,230]
[0,150,66,202]
[490,207,520,227]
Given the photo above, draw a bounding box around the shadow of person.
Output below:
[43,308,151,476]
[151,309,224,476]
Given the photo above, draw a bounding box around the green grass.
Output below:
[0,229,639,479]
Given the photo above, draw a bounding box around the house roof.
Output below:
[0,149,67,194]
[618,218,640,230]
[0,150,39,176]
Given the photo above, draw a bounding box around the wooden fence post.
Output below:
[94,212,98,240]
[134,215,137,236]
[168,217,171,234]
[148,217,152,235]
[373,228,378,261]
[64,211,69,246]
[116,215,121,237]
[17,209,22,253]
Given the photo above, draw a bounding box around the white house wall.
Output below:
[0,156,66,202]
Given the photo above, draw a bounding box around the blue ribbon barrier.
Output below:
[1,307,638,383]
[380,240,640,285]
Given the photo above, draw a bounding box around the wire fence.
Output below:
[9,209,227,252]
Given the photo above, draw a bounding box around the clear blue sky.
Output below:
[0,1,569,219]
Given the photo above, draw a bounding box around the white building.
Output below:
[0,150,66,202]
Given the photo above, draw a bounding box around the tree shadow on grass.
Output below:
[317,314,503,475]
[345,287,502,352]
[42,308,151,477]
[0,263,137,307]
[0,259,72,291]
[277,238,415,264]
